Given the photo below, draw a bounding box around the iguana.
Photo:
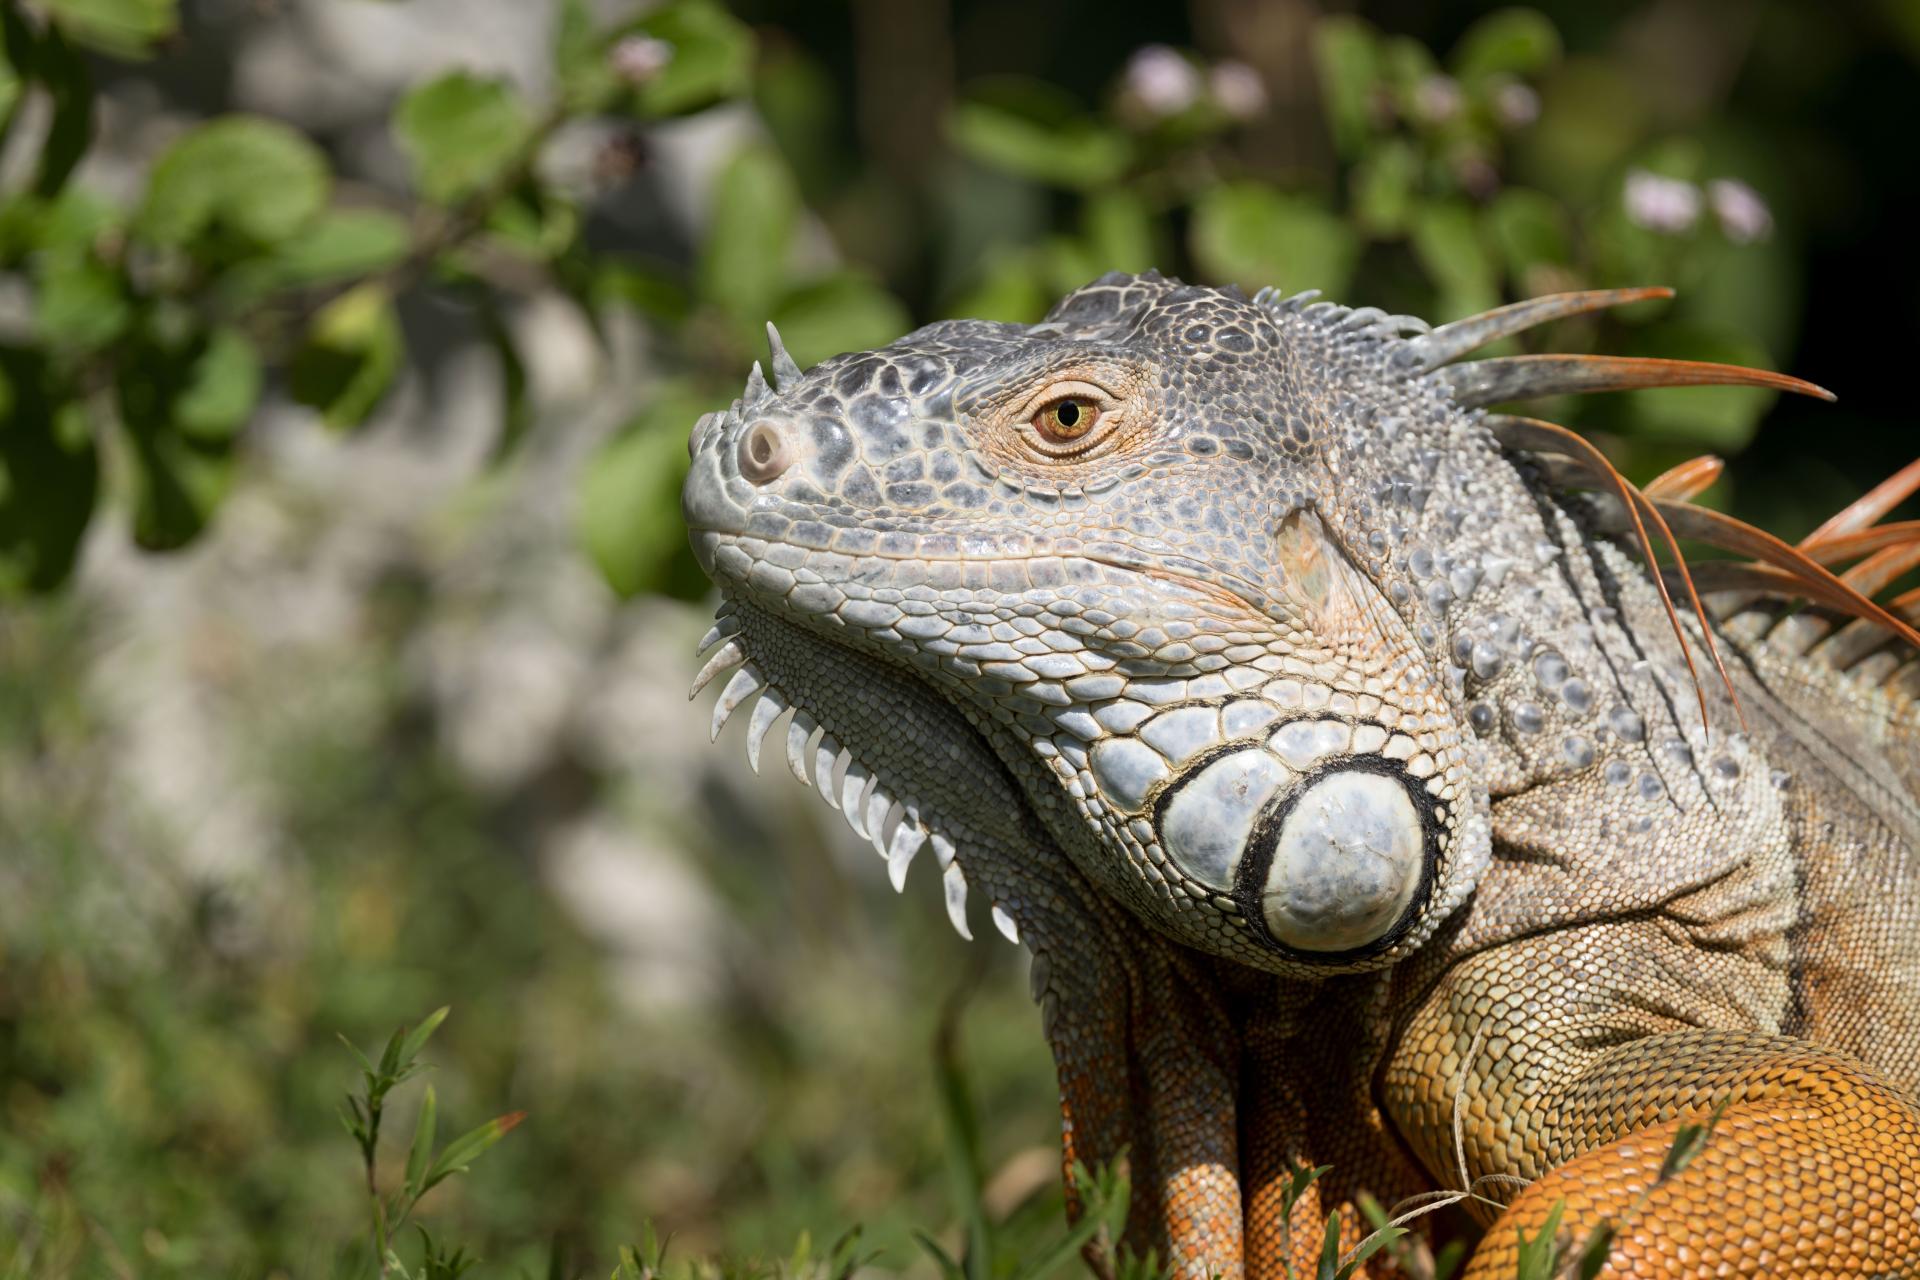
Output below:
[680,271,1920,1278]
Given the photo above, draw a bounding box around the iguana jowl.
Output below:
[680,272,1920,1278]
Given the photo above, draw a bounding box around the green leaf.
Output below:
[1351,138,1419,238]
[0,348,98,595]
[943,250,1049,325]
[34,250,129,349]
[0,5,32,140]
[485,182,579,262]
[1314,1210,1342,1280]
[1189,182,1358,297]
[1451,8,1560,84]
[912,1231,967,1280]
[261,207,411,288]
[1511,1198,1566,1280]
[579,384,709,598]
[174,327,261,442]
[1410,200,1499,322]
[1311,16,1382,156]
[553,0,606,105]
[418,1111,526,1195]
[480,304,530,460]
[139,116,330,247]
[1486,187,1572,279]
[395,1006,450,1074]
[696,144,799,327]
[1004,1163,1130,1280]
[128,429,233,550]
[1081,191,1157,274]
[619,0,754,119]
[767,273,911,369]
[29,24,93,197]
[39,0,176,59]
[1336,1226,1406,1280]
[289,282,403,430]
[950,78,1132,189]
[404,1084,438,1199]
[1621,325,1778,449]
[1658,1095,1731,1180]
[1574,1223,1615,1279]
[394,71,532,204]
[929,1003,992,1280]
[593,263,692,326]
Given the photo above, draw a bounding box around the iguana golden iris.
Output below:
[679,272,1920,1278]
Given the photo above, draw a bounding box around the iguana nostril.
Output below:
[738,422,793,484]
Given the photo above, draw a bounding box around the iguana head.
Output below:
[683,271,1495,975]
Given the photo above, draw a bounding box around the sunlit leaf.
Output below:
[34,250,129,349]
[264,207,412,287]
[1189,182,1358,297]
[395,71,532,204]
[950,78,1132,189]
[404,1084,438,1200]
[39,0,176,59]
[127,428,233,550]
[1621,324,1778,449]
[1451,8,1560,84]
[1411,200,1499,322]
[769,272,911,368]
[1082,190,1157,273]
[696,145,799,328]
[619,0,754,119]
[419,1111,526,1194]
[943,250,1049,324]
[579,383,711,598]
[1352,138,1419,237]
[139,116,330,247]
[289,282,403,430]
[0,5,30,135]
[174,327,261,442]
[1486,186,1572,279]
[1312,16,1382,156]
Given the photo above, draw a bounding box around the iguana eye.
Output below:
[1034,396,1098,441]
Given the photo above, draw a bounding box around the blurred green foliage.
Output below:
[0,1,1913,1277]
[0,0,1853,604]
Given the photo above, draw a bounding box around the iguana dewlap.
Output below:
[681,273,1920,1278]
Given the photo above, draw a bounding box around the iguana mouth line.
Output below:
[692,526,1273,623]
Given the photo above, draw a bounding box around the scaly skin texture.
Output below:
[680,273,1920,1278]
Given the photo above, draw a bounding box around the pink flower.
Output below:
[1414,75,1462,124]
[1210,61,1267,121]
[1493,81,1539,128]
[1708,179,1773,244]
[1124,45,1202,118]
[610,35,674,86]
[1623,169,1701,234]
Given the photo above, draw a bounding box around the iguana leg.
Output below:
[1021,861,1246,1280]
[1236,976,1439,1280]
[1459,1032,1920,1278]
